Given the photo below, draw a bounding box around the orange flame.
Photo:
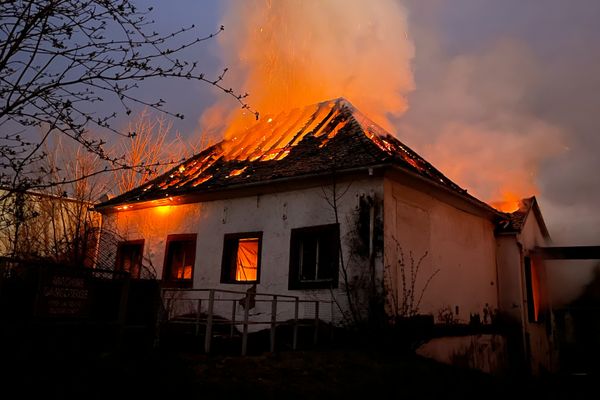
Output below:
[193,2,566,212]
[199,0,414,142]
[490,191,522,213]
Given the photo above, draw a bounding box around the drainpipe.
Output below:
[369,191,375,285]
[369,190,376,317]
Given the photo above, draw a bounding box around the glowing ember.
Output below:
[259,151,280,161]
[191,175,213,187]
[217,100,342,162]
[228,167,247,177]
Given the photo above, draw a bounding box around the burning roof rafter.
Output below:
[97,98,474,211]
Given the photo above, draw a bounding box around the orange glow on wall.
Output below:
[155,205,173,215]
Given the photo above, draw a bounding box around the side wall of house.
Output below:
[100,175,384,324]
[496,210,558,375]
[518,213,558,374]
[496,235,524,322]
[383,177,499,322]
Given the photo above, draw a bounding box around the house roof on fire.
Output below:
[496,196,550,239]
[95,98,500,216]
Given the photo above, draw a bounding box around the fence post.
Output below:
[330,300,335,341]
[165,297,172,320]
[195,298,202,336]
[117,276,131,348]
[270,295,277,353]
[153,288,165,349]
[293,298,299,350]
[32,264,45,318]
[204,289,214,354]
[231,299,237,337]
[241,296,250,356]
[313,301,319,345]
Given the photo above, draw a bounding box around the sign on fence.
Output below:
[38,270,90,317]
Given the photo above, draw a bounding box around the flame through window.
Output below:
[221,232,263,284]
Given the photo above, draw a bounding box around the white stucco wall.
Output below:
[383,177,499,322]
[101,176,384,324]
[496,235,524,322]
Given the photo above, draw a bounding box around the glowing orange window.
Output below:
[163,234,196,288]
[115,240,144,279]
[221,233,262,284]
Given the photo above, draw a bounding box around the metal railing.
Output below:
[156,288,336,355]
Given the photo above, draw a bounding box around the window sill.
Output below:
[288,281,337,290]
[161,280,193,289]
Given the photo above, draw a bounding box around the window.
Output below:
[115,240,144,279]
[162,234,197,287]
[221,232,262,284]
[289,224,339,289]
[524,256,546,323]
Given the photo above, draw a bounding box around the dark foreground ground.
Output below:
[0,324,594,399]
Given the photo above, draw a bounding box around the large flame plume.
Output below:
[198,1,566,214]
[199,0,414,140]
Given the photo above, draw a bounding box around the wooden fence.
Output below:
[0,258,160,329]
[158,288,336,355]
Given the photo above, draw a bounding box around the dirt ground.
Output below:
[1,333,594,400]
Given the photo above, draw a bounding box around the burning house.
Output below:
[95,98,556,374]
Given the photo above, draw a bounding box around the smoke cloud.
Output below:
[394,38,566,208]
[400,0,600,303]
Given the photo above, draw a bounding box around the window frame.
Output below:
[162,233,197,288]
[115,239,145,279]
[220,232,263,284]
[288,223,340,290]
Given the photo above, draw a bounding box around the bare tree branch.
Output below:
[1,0,257,193]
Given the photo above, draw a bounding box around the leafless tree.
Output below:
[384,237,440,319]
[0,138,106,265]
[320,175,360,326]
[0,0,256,197]
[112,110,176,194]
[111,109,211,195]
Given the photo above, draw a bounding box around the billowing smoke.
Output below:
[399,1,600,304]
[198,0,415,139]
[395,39,566,209]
